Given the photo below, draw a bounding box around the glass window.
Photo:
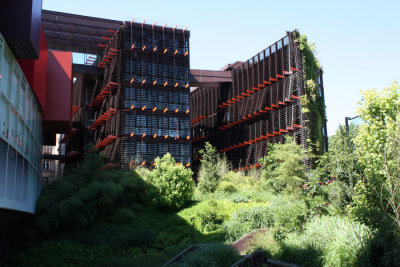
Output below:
[3,50,12,99]
[19,81,26,115]
[11,70,19,107]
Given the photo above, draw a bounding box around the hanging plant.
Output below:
[295,32,327,163]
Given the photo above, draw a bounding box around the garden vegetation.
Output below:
[4,83,400,265]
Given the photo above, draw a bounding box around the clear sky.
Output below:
[43,0,400,135]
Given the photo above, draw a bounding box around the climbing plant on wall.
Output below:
[296,32,326,162]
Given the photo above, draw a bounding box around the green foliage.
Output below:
[168,243,240,267]
[351,81,400,227]
[297,32,326,159]
[326,181,353,215]
[224,206,274,242]
[110,208,136,224]
[222,170,259,191]
[348,81,400,265]
[260,136,306,192]
[224,195,306,242]
[241,230,281,257]
[356,81,399,178]
[146,153,194,211]
[259,145,279,181]
[279,216,373,267]
[217,181,238,193]
[7,241,114,267]
[198,142,221,193]
[328,124,362,188]
[34,153,150,234]
[187,200,230,232]
[269,196,307,240]
[71,222,155,249]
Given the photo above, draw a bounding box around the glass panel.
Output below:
[15,153,23,202]
[0,139,7,197]
[6,145,16,200]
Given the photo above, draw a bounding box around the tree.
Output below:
[260,136,306,191]
[349,81,400,227]
[147,153,194,210]
[347,81,400,265]
[197,142,221,193]
[355,81,399,184]
[328,124,362,188]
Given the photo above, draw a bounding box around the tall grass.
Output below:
[279,216,374,266]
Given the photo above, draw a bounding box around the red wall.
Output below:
[17,28,48,111]
[42,51,73,134]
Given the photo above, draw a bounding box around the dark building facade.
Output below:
[191,31,327,169]
[71,21,191,168]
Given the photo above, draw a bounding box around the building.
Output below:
[42,134,66,185]
[0,0,73,253]
[41,11,192,169]
[191,31,327,169]
[40,11,327,172]
[70,22,191,168]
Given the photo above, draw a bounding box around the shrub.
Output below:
[217,154,231,178]
[146,153,194,211]
[326,181,353,215]
[269,196,307,240]
[328,125,362,188]
[217,181,237,193]
[260,137,306,192]
[198,142,221,193]
[168,243,240,267]
[187,200,230,232]
[34,153,150,234]
[222,171,258,191]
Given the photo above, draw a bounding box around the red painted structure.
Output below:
[16,27,73,145]
[42,51,73,135]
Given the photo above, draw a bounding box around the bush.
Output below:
[269,196,307,240]
[326,181,353,215]
[146,153,194,211]
[186,200,230,232]
[222,171,258,191]
[260,137,306,192]
[217,181,237,193]
[168,243,240,267]
[34,153,150,234]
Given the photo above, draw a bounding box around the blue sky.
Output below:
[43,0,400,135]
